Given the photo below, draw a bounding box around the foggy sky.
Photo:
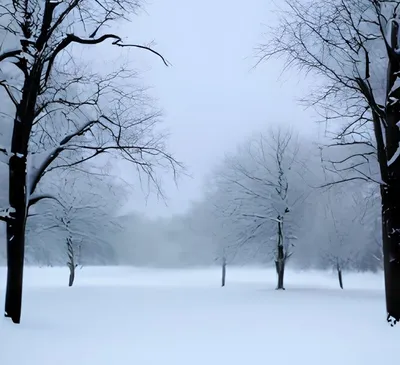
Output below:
[115,0,322,218]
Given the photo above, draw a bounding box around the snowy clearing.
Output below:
[0,266,399,365]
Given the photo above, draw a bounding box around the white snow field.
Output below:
[0,266,399,365]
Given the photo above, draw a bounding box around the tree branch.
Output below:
[28,194,64,209]
[0,49,21,63]
[29,119,98,194]
[45,34,169,85]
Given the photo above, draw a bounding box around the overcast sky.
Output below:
[114,0,321,218]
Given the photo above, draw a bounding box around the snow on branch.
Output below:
[387,144,400,166]
[0,49,22,63]
[0,207,15,222]
[28,194,64,208]
[241,213,283,223]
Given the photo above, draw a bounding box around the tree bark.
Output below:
[275,256,285,290]
[275,218,285,290]
[337,263,343,290]
[379,19,400,326]
[67,237,76,287]
[381,183,400,325]
[4,155,28,324]
[68,266,75,287]
[221,256,226,287]
[4,62,41,323]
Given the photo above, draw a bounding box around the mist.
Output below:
[0,0,383,275]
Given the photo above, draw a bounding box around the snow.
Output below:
[0,266,399,365]
[389,77,400,96]
[0,47,21,56]
[387,144,400,166]
[0,206,14,219]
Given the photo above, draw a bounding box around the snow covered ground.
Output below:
[0,266,398,365]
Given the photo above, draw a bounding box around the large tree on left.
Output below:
[0,0,176,324]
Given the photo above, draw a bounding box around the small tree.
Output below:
[28,171,122,286]
[324,190,356,289]
[212,128,309,289]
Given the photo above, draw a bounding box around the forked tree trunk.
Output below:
[4,154,28,324]
[221,256,226,287]
[337,263,343,290]
[381,183,400,325]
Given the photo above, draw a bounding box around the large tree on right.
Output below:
[259,0,400,325]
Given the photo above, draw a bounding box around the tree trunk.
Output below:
[337,263,343,290]
[275,256,285,290]
[381,183,400,325]
[221,256,226,287]
[67,237,76,287]
[68,265,75,287]
[4,155,28,324]
[275,217,285,290]
[379,19,400,326]
[3,63,42,324]
[275,246,285,289]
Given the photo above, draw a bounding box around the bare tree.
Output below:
[58,174,120,286]
[323,188,360,289]
[0,0,179,323]
[259,0,400,325]
[27,170,124,285]
[213,128,308,289]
